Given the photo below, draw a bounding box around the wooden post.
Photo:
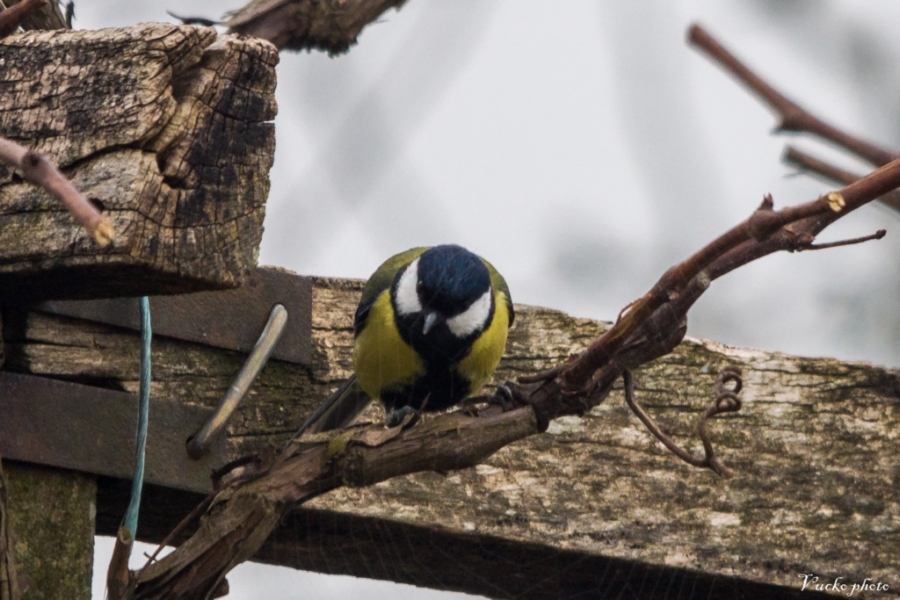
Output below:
[0,459,20,600]
[0,22,276,597]
[3,464,95,600]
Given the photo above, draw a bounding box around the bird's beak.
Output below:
[422,310,444,335]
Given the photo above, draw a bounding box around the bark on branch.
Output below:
[224,0,407,53]
[0,137,113,247]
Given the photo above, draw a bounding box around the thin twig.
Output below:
[0,0,46,38]
[0,136,114,246]
[141,494,214,570]
[783,146,900,212]
[688,24,898,168]
[784,146,860,186]
[800,229,886,251]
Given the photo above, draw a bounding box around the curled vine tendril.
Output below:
[623,366,743,478]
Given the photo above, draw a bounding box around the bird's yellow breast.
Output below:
[353,290,425,399]
[456,290,510,394]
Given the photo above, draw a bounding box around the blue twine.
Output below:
[124,296,151,537]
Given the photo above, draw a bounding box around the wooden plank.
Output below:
[38,266,313,365]
[3,278,898,597]
[0,372,225,494]
[0,24,277,301]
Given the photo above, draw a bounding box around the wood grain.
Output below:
[0,24,278,301]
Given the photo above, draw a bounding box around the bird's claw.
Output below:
[386,405,422,429]
[462,383,528,417]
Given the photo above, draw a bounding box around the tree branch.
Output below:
[688,24,898,167]
[783,145,900,212]
[224,0,407,53]
[801,229,886,251]
[128,144,900,600]
[123,25,900,599]
[133,408,537,598]
[557,156,899,392]
[0,0,45,38]
[0,137,113,247]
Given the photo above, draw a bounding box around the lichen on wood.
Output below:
[4,463,95,600]
[0,23,278,301]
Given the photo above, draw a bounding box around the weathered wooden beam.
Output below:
[0,23,277,302]
[0,372,226,494]
[2,277,898,597]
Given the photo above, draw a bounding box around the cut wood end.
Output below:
[826,191,846,212]
[92,217,115,247]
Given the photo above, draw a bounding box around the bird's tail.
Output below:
[286,375,372,444]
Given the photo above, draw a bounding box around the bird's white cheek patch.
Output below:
[395,258,422,315]
[447,289,492,338]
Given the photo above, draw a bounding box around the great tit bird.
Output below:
[294,244,514,436]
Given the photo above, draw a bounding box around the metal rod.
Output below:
[186,304,288,459]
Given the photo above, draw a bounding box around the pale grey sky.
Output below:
[76,1,900,597]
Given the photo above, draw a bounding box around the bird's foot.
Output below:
[463,383,528,417]
[488,383,528,411]
[385,405,423,429]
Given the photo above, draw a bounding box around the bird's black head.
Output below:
[416,245,490,317]
[392,244,494,354]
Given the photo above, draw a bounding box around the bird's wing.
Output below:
[480,257,515,326]
[354,246,429,336]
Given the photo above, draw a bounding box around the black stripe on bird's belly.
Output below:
[380,366,471,415]
[388,313,477,413]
